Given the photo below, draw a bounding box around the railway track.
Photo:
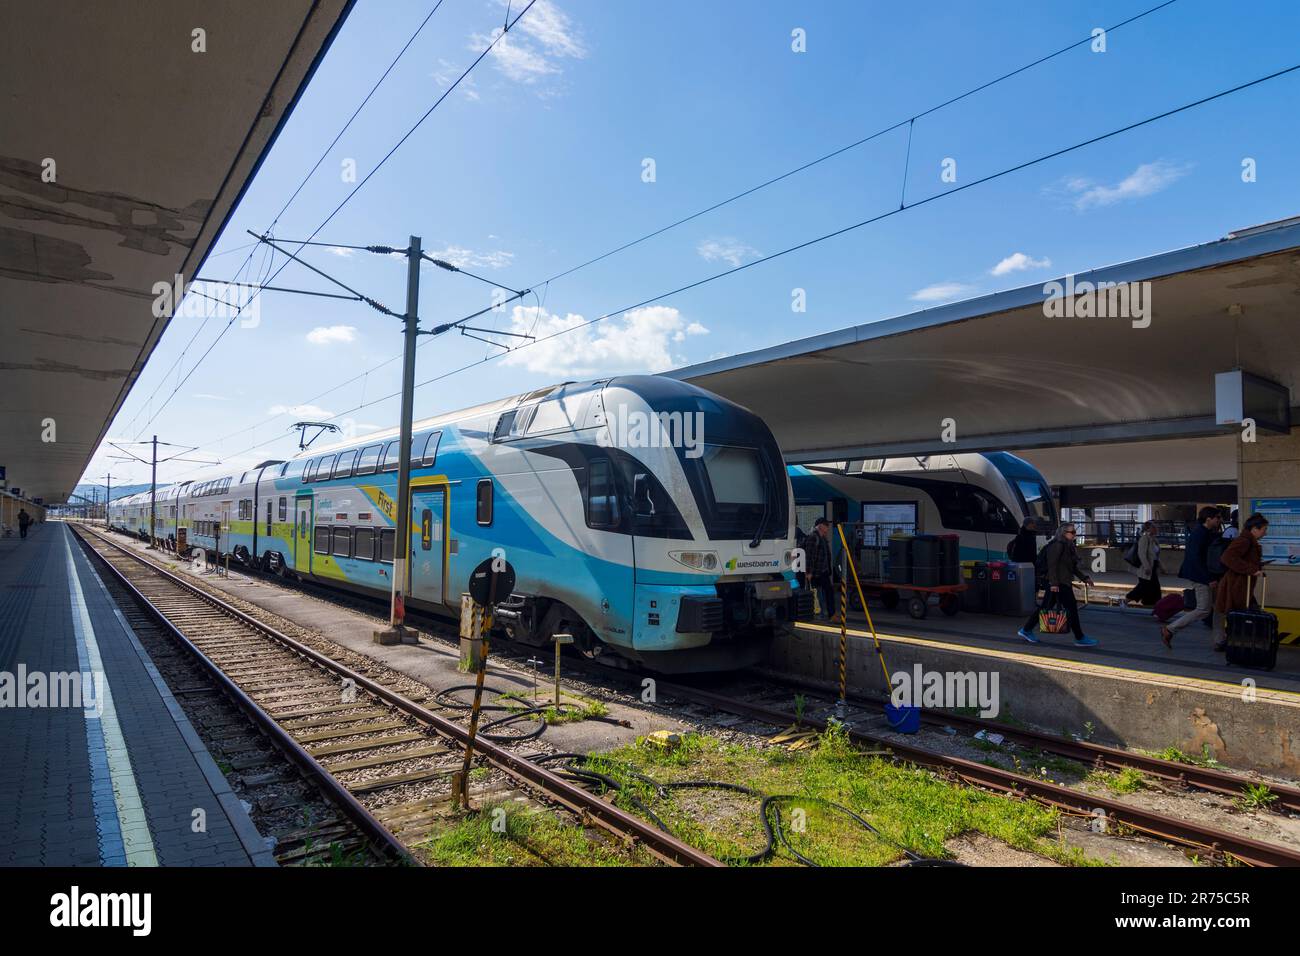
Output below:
[72,524,719,868]
[86,524,1300,867]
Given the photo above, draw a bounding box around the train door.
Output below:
[219,499,232,554]
[294,494,313,573]
[409,482,448,607]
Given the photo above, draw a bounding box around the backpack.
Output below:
[1122,540,1141,568]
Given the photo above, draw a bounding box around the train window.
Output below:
[354,527,376,561]
[379,528,395,563]
[283,459,305,480]
[314,526,331,554]
[221,478,230,494]
[422,431,441,466]
[331,528,352,558]
[930,484,1020,535]
[492,410,517,442]
[314,455,337,482]
[333,450,358,479]
[266,500,272,536]
[476,479,494,526]
[304,459,319,482]
[278,497,287,522]
[527,394,585,434]
[586,459,621,529]
[381,440,401,472]
[355,444,382,475]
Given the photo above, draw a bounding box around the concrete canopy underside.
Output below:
[0,0,352,505]
[672,220,1300,464]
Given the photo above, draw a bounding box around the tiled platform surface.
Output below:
[0,522,272,866]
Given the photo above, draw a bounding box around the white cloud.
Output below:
[1062,161,1188,211]
[268,403,334,419]
[499,305,708,377]
[306,325,358,346]
[990,252,1051,277]
[697,237,760,268]
[910,282,977,303]
[326,246,354,258]
[472,0,586,87]
[424,245,515,270]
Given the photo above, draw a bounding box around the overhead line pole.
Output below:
[380,235,424,641]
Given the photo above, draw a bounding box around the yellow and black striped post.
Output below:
[837,527,848,718]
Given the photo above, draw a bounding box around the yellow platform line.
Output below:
[65,534,160,866]
[794,620,1300,704]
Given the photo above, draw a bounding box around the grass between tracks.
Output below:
[412,800,659,867]
[589,728,1104,867]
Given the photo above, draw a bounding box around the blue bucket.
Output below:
[885,703,921,733]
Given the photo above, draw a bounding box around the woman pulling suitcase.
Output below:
[1215,513,1270,655]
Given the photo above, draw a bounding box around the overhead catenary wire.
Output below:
[120,0,464,438]
[163,0,1185,452]
[531,0,1184,288]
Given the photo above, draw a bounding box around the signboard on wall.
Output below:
[1249,498,1300,566]
[860,501,918,546]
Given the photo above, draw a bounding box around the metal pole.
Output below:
[105,474,111,527]
[837,531,848,719]
[389,236,422,631]
[150,435,158,547]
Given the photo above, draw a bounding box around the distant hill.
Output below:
[71,482,162,504]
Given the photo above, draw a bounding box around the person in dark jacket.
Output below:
[1212,513,1268,652]
[1123,521,1162,606]
[801,518,836,621]
[1008,516,1041,594]
[1008,517,1038,562]
[18,508,31,539]
[1161,506,1223,648]
[1017,523,1096,646]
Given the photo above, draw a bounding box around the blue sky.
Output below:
[89,0,1300,489]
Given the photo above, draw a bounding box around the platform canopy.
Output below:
[0,0,353,505]
[671,217,1300,465]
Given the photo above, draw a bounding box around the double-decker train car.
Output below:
[789,452,1056,561]
[115,376,811,672]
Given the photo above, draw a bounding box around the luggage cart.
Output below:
[842,522,967,620]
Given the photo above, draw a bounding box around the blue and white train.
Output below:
[110,376,811,672]
[789,452,1056,561]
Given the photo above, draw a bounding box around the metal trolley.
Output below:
[840,521,966,620]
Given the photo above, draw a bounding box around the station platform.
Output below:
[783,599,1300,776]
[0,523,273,866]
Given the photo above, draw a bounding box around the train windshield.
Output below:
[1015,479,1057,529]
[687,443,786,541]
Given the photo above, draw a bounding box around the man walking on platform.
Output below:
[17,508,31,540]
[1161,506,1223,649]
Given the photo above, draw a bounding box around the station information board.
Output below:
[1249,497,1300,566]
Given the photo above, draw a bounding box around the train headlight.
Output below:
[669,550,719,572]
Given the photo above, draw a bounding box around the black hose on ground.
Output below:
[531,753,960,867]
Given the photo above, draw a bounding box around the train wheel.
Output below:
[907,596,928,619]
[881,590,900,610]
[938,593,960,616]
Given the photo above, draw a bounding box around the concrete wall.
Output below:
[1,493,45,532]
[1238,425,1300,631]
[772,627,1300,774]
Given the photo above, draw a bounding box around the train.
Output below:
[109,375,812,673]
[788,452,1056,560]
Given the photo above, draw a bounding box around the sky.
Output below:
[86,0,1300,491]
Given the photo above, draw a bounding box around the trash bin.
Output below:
[960,560,988,612]
[912,534,940,587]
[989,561,1037,615]
[888,534,912,585]
[937,533,960,585]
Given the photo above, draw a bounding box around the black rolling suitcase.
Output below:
[1225,576,1279,671]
